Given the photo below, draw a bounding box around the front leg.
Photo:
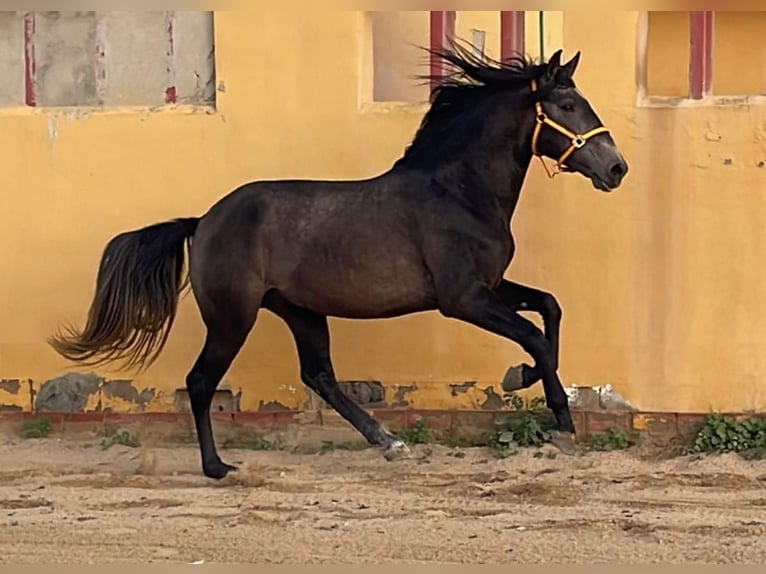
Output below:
[437,282,576,454]
[495,279,562,392]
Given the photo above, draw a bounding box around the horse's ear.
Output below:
[544,49,563,79]
[561,51,581,78]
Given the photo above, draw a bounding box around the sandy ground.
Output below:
[0,437,764,564]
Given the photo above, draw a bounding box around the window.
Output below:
[713,11,766,96]
[642,11,766,101]
[0,11,215,108]
[366,11,558,105]
[370,11,431,103]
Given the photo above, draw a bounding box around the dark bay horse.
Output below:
[49,45,628,479]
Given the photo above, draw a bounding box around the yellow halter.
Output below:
[529,78,610,178]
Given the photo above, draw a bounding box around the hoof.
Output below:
[501,364,526,392]
[203,460,238,480]
[382,440,412,462]
[549,430,577,456]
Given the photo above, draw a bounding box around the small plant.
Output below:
[688,413,766,459]
[584,427,639,452]
[447,448,466,459]
[22,416,52,439]
[397,419,433,445]
[318,440,371,454]
[101,426,140,450]
[223,433,277,451]
[488,392,554,457]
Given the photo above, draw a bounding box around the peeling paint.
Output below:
[34,373,163,414]
[450,382,475,396]
[392,383,417,408]
[565,384,636,411]
[173,388,236,413]
[35,372,102,413]
[257,400,291,412]
[480,386,505,410]
[102,379,155,409]
[338,380,385,406]
[0,379,21,394]
[0,379,25,412]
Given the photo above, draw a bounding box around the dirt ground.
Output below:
[0,437,764,564]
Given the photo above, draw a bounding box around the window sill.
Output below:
[637,93,766,109]
[0,103,217,118]
[357,101,430,115]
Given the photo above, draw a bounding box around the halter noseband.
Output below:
[529,78,610,178]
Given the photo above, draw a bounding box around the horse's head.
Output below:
[396,43,628,194]
[529,49,628,192]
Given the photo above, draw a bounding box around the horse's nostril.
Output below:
[609,160,627,178]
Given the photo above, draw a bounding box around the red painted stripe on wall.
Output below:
[23,12,36,107]
[429,11,456,95]
[500,11,525,62]
[165,11,177,104]
[689,11,713,100]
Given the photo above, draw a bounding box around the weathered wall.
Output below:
[1,11,766,416]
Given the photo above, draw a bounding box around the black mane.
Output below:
[394,40,569,169]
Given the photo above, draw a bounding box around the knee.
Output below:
[541,293,562,323]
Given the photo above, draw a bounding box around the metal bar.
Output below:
[429,11,456,94]
[23,12,35,107]
[500,11,525,61]
[165,11,177,104]
[689,11,713,99]
[539,11,545,61]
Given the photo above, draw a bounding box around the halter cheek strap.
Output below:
[529,78,610,178]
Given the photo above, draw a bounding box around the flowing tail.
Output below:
[49,217,200,372]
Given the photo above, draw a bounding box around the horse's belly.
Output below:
[276,261,437,319]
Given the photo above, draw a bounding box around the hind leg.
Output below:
[264,293,410,461]
[186,312,257,479]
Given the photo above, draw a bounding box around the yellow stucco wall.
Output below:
[1,10,766,415]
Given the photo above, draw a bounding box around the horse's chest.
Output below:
[487,233,515,281]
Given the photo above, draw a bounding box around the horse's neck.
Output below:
[455,151,532,223]
[460,113,536,221]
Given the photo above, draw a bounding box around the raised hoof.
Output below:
[203,460,239,480]
[501,364,527,392]
[382,440,412,462]
[549,430,577,456]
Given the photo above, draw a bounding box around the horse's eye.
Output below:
[561,102,575,112]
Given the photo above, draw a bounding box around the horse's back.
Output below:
[189,177,438,318]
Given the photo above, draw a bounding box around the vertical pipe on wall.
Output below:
[23,12,36,107]
[165,11,177,104]
[429,11,456,95]
[500,11,525,61]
